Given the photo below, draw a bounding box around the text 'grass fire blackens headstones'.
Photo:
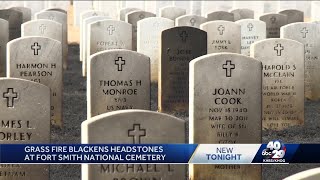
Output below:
[81,110,185,180]
[0,18,9,77]
[0,78,50,180]
[281,22,320,101]
[251,39,304,130]
[159,26,207,113]
[236,19,266,56]
[259,13,287,38]
[189,53,262,180]
[87,49,150,118]
[137,17,174,83]
[7,36,63,127]
[201,21,241,53]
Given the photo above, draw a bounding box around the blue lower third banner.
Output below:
[0,142,319,164]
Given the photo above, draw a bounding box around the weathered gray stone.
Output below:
[0,19,9,77]
[189,53,262,180]
[159,26,207,113]
[251,38,304,130]
[207,11,234,21]
[175,14,207,28]
[7,36,63,127]
[137,17,174,83]
[87,20,132,76]
[119,7,140,21]
[259,13,287,38]
[159,6,186,20]
[81,16,110,77]
[0,77,50,180]
[230,8,254,21]
[21,19,62,48]
[10,7,31,23]
[236,19,266,56]
[125,10,156,51]
[284,168,320,180]
[81,110,186,180]
[279,9,304,24]
[87,49,150,118]
[35,10,68,70]
[0,9,23,40]
[80,10,107,55]
[281,22,320,100]
[200,21,241,53]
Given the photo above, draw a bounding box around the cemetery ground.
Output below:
[53,44,320,180]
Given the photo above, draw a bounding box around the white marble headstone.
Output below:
[137,17,174,82]
[200,21,241,53]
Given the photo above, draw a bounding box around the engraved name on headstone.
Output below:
[137,17,174,83]
[0,78,50,180]
[236,19,266,56]
[159,26,207,113]
[251,38,304,130]
[7,37,63,127]
[81,16,110,77]
[259,13,287,38]
[87,49,150,118]
[281,22,320,100]
[86,20,132,77]
[201,21,241,53]
[82,110,185,180]
[189,53,262,180]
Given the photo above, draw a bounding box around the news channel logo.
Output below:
[262,140,286,163]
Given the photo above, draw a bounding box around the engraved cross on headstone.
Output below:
[115,57,125,71]
[107,25,115,35]
[31,42,41,55]
[217,25,225,35]
[301,27,308,38]
[190,18,196,26]
[274,44,284,56]
[270,16,276,24]
[247,23,253,31]
[3,88,18,108]
[139,14,145,19]
[180,31,188,42]
[222,60,235,77]
[128,124,146,144]
[39,24,46,34]
[49,15,54,20]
